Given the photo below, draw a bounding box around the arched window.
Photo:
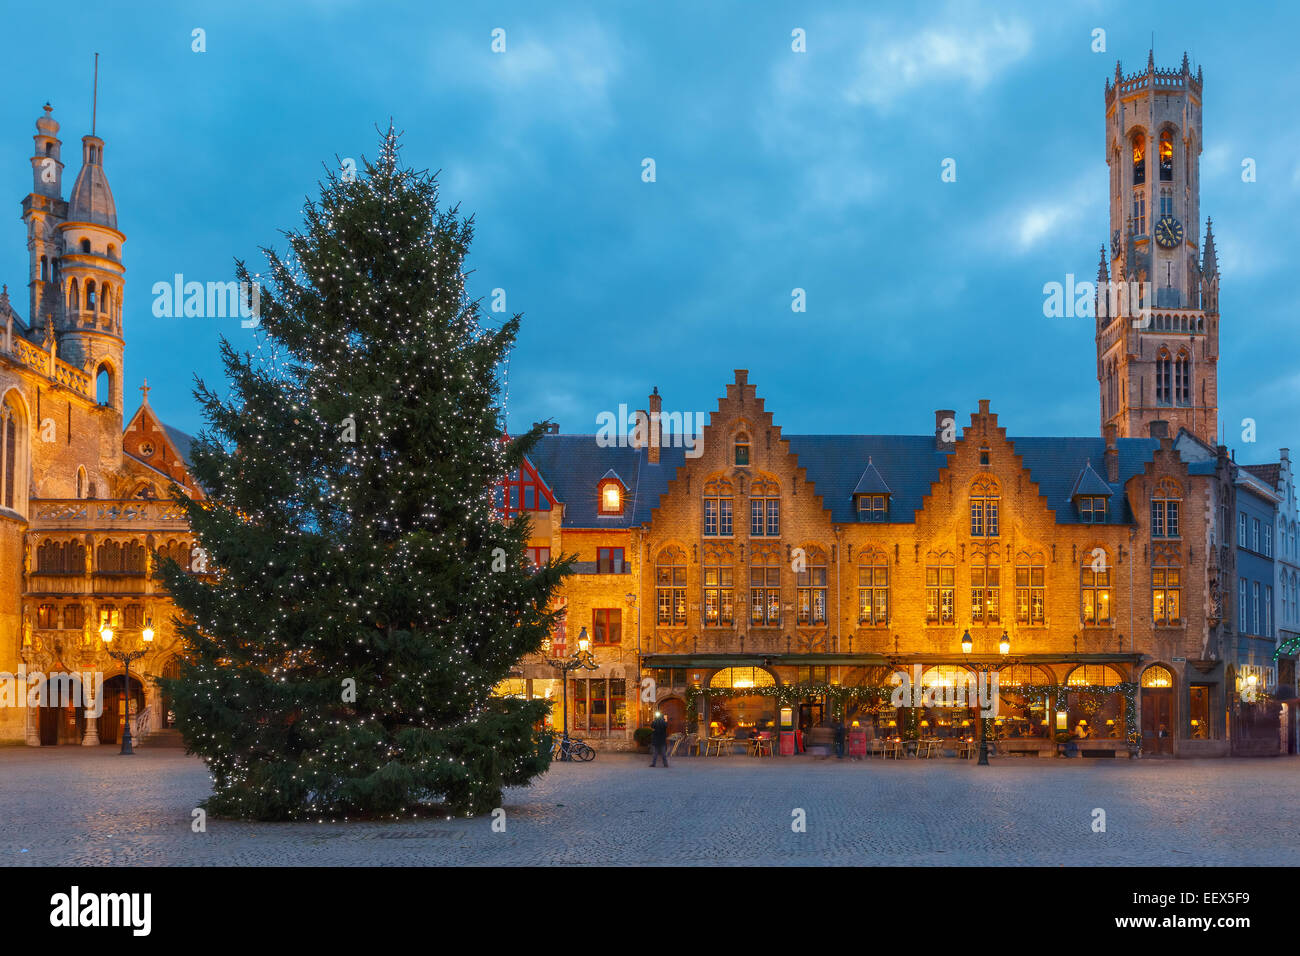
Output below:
[1159,185,1174,218]
[95,365,111,405]
[36,538,86,573]
[0,396,22,512]
[749,549,781,626]
[702,477,733,537]
[1132,133,1146,185]
[85,279,96,311]
[39,256,48,281]
[970,476,999,537]
[101,284,111,314]
[702,551,734,626]
[68,278,79,311]
[857,548,889,625]
[733,432,750,467]
[750,476,780,537]
[796,547,828,625]
[80,238,90,253]
[96,539,147,575]
[709,666,775,689]
[1159,129,1174,182]
[1152,546,1181,625]
[925,552,955,624]
[1066,664,1124,687]
[1015,551,1045,624]
[1080,549,1111,624]
[76,466,86,499]
[1175,351,1190,405]
[1155,349,1172,405]
[1141,665,1174,688]
[1151,478,1181,538]
[1132,187,1146,235]
[107,244,116,259]
[157,539,192,573]
[655,547,687,626]
[970,551,1000,623]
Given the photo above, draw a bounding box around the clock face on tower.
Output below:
[1154,215,1185,249]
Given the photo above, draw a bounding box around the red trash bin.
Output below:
[848,729,867,758]
[779,731,796,756]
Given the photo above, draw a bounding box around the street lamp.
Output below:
[100,617,153,755]
[546,626,598,760]
[962,628,1009,766]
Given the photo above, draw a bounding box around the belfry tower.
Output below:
[20,94,126,416]
[1096,51,1218,445]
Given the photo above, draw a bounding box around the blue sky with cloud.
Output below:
[0,0,1296,463]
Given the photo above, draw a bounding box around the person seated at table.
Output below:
[1074,721,1091,738]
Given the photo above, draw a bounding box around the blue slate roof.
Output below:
[525,433,1167,528]
[526,436,686,528]
[162,424,196,467]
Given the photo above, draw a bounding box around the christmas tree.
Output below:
[158,127,568,820]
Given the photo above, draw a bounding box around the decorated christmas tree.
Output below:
[158,128,568,819]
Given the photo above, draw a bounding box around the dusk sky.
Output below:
[1,0,1296,463]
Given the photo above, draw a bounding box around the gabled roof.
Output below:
[161,423,196,467]
[523,433,1182,528]
[1069,460,1113,498]
[850,457,893,497]
[598,468,626,487]
[525,436,687,528]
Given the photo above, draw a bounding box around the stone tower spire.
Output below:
[52,71,126,417]
[1097,53,1217,446]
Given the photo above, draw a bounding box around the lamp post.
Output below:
[546,627,598,760]
[100,618,154,755]
[962,628,1009,766]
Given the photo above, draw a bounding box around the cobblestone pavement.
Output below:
[2,746,1297,866]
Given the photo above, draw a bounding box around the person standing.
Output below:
[650,712,670,767]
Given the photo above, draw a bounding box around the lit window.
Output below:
[1159,129,1173,182]
[796,549,828,625]
[857,549,888,625]
[1081,555,1111,625]
[597,478,623,515]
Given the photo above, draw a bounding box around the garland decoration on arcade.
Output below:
[683,682,1141,747]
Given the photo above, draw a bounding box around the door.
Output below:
[798,702,823,734]
[1141,688,1173,754]
[38,704,60,746]
[98,675,144,745]
[659,698,686,736]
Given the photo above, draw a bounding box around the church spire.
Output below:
[1202,217,1218,277]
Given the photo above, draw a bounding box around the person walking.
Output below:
[833,717,846,759]
[649,712,670,767]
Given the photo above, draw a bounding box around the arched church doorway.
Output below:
[98,674,145,746]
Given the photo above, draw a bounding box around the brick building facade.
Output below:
[502,55,1274,758]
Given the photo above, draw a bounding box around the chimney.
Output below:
[1148,419,1169,440]
[935,409,956,451]
[648,386,662,464]
[532,421,559,435]
[1104,424,1119,483]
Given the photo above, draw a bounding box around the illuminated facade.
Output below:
[0,105,201,745]
[503,55,1291,758]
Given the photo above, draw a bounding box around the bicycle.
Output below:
[552,734,595,762]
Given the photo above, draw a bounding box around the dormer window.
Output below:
[734,433,750,466]
[1079,497,1107,523]
[856,494,887,522]
[597,474,625,515]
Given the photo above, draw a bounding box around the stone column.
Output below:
[81,672,100,745]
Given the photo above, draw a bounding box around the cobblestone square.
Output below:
[2,747,1297,866]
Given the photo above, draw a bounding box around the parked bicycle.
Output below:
[552,734,595,762]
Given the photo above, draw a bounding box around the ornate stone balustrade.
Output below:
[6,336,93,399]
[29,499,190,532]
